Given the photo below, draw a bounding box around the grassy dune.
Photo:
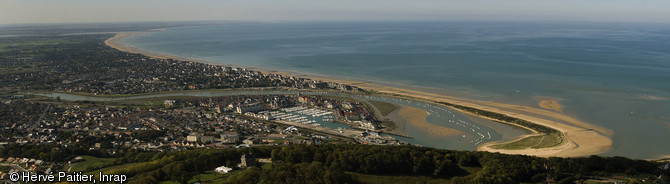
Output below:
[490,133,564,150]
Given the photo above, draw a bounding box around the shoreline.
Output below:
[105,31,613,158]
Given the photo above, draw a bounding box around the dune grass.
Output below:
[490,133,564,150]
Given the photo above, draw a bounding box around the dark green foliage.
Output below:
[271,144,467,177]
[125,147,273,184]
[4,143,666,183]
[269,144,665,184]
[0,143,109,162]
[133,130,165,142]
[224,162,356,184]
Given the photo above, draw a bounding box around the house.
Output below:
[297,97,309,104]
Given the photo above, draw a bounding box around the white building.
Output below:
[215,166,233,173]
[186,133,201,142]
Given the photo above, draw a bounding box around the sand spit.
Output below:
[105,32,613,158]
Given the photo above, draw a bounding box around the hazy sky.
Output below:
[1,0,669,24]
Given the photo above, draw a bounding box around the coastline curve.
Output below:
[104,32,613,158]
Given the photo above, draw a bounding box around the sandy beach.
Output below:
[655,155,670,161]
[105,32,613,158]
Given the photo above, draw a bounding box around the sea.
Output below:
[119,21,670,159]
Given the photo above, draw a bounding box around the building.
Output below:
[164,100,176,108]
[341,102,353,109]
[215,166,233,173]
[242,137,258,145]
[235,103,264,114]
[220,132,239,144]
[244,111,273,120]
[200,135,215,143]
[358,120,378,130]
[186,133,201,142]
[323,101,334,109]
[309,82,328,89]
[240,154,257,168]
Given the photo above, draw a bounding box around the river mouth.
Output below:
[27,90,527,151]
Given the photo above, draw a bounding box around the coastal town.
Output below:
[0,93,403,150]
[0,28,403,180]
[1,24,669,184]
[0,34,363,95]
[0,92,406,180]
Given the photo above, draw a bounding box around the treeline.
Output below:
[224,144,668,184]
[437,101,558,134]
[3,144,668,183]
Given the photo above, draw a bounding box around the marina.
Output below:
[32,90,526,151]
[270,106,348,129]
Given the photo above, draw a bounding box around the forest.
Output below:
[3,144,664,184]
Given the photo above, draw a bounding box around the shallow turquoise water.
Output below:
[120,21,670,158]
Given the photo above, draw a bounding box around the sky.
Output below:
[1,0,670,24]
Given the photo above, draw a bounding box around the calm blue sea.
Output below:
[120,21,670,159]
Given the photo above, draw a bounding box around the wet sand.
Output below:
[389,106,462,137]
[535,96,564,113]
[382,107,408,137]
[105,32,613,158]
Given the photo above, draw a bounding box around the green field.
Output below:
[69,155,116,172]
[368,100,398,116]
[490,133,564,150]
[85,162,145,175]
[188,171,229,184]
